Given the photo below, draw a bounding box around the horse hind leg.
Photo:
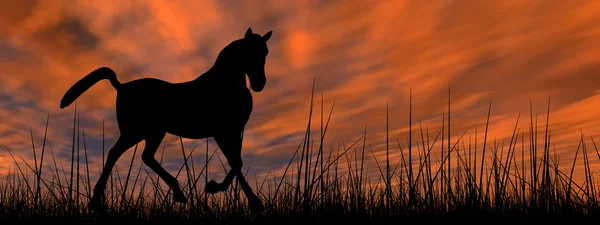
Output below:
[90,134,142,212]
[141,132,187,203]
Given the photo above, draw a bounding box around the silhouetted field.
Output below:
[1,89,600,224]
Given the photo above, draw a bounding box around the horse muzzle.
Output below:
[248,71,266,92]
[250,76,266,92]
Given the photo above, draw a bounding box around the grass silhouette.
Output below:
[1,84,600,224]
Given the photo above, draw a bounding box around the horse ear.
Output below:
[245,27,253,38]
[262,30,273,42]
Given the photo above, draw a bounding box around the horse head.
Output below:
[240,27,272,92]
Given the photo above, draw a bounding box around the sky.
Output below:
[1,0,600,191]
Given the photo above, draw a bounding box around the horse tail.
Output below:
[60,67,121,109]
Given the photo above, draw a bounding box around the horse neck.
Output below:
[193,40,248,90]
[193,61,247,90]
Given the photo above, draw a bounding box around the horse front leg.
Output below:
[204,132,241,194]
[205,168,236,194]
[209,132,264,212]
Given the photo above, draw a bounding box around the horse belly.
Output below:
[164,108,216,139]
[129,87,254,139]
[165,103,251,139]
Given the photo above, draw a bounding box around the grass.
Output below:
[1,85,600,224]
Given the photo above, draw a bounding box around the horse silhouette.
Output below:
[59,28,272,213]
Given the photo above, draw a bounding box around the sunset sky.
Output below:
[1,0,600,188]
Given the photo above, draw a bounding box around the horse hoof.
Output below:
[249,198,265,213]
[205,180,221,194]
[88,198,105,213]
[173,191,187,203]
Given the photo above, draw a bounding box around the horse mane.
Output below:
[213,39,246,68]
